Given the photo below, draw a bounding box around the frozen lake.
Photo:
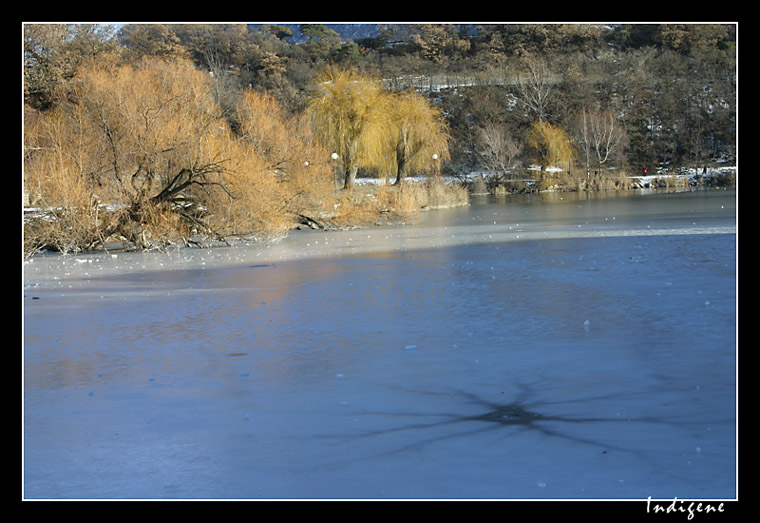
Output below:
[23,189,737,500]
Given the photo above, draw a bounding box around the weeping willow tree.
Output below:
[308,67,452,188]
[307,66,393,189]
[526,119,577,179]
[387,89,451,185]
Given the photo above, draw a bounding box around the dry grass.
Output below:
[324,178,469,229]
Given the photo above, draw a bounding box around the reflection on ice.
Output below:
[23,190,737,500]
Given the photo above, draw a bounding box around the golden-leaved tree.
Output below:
[307,66,393,189]
[307,66,452,187]
[23,55,330,255]
[387,89,451,185]
[230,89,332,233]
[525,119,577,178]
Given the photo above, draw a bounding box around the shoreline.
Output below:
[22,187,737,290]
[23,184,736,258]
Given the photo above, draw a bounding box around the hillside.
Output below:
[247,23,382,43]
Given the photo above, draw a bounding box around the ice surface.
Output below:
[23,189,737,500]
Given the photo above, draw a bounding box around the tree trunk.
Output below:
[343,165,358,189]
[393,157,406,185]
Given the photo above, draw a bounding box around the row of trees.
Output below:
[23,23,736,254]
[24,23,736,176]
[23,50,462,255]
[475,101,628,179]
[309,67,450,188]
[433,39,735,177]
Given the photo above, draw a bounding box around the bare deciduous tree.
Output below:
[574,107,628,179]
[516,57,555,121]
[24,23,118,110]
[476,121,522,176]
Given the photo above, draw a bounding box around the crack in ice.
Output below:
[317,380,731,485]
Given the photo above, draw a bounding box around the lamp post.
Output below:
[432,153,440,178]
[331,153,339,191]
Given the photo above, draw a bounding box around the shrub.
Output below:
[23,56,334,254]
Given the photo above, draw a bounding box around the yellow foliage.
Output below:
[387,89,451,184]
[236,89,332,207]
[526,119,577,175]
[307,66,393,188]
[308,66,452,187]
[23,56,467,255]
[23,56,336,252]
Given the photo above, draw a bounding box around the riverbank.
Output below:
[23,188,737,288]
[454,166,737,196]
[23,168,735,258]
[22,178,471,258]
